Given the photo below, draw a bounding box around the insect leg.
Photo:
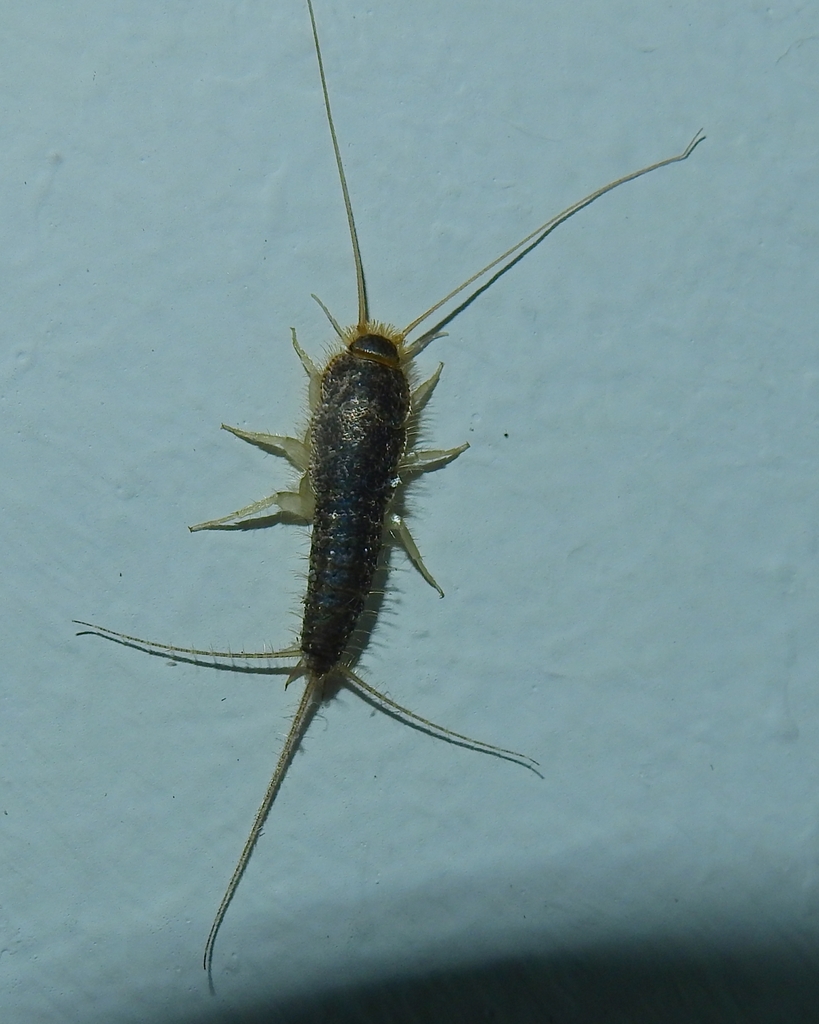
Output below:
[410,363,443,413]
[190,469,315,531]
[339,666,540,774]
[388,513,445,596]
[291,328,323,411]
[391,443,469,591]
[189,488,308,531]
[220,426,309,471]
[399,444,469,478]
[291,328,319,378]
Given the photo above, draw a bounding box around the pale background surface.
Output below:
[2,0,818,1020]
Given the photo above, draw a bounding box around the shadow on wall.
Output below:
[185,934,819,1024]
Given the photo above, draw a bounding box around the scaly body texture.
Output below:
[303,337,410,677]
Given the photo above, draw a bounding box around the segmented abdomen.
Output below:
[301,344,409,677]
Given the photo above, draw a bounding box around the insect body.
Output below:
[304,334,409,675]
[76,0,703,986]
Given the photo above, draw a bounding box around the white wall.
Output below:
[2,0,818,1019]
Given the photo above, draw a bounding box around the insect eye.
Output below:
[349,333,401,368]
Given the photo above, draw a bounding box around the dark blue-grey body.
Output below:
[301,334,410,677]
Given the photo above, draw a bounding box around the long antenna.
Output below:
[403,130,705,346]
[306,0,369,328]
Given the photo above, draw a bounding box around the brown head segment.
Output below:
[349,332,401,368]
